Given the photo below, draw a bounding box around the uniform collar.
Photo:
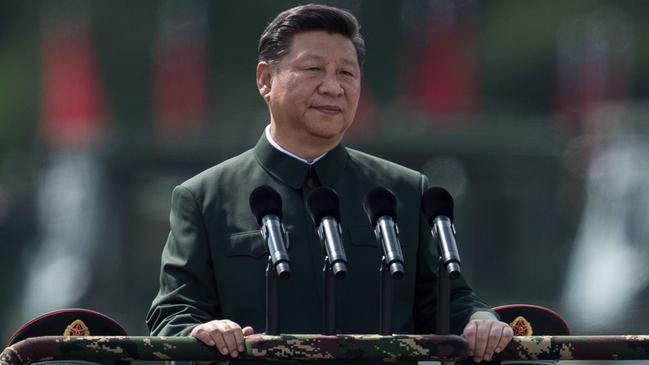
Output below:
[254,132,349,189]
[265,125,326,165]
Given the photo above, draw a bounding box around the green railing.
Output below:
[2,335,649,364]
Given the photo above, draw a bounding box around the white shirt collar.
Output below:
[265,124,326,165]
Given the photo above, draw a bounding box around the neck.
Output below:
[270,125,340,162]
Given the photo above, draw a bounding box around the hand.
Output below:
[191,319,254,359]
[462,319,513,363]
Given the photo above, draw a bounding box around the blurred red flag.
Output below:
[414,23,477,115]
[400,6,478,120]
[153,1,208,139]
[40,16,108,148]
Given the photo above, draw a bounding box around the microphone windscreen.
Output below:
[249,185,283,225]
[421,187,454,225]
[306,187,341,224]
[363,187,397,226]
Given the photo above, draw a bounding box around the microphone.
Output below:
[249,185,291,279]
[421,187,461,279]
[306,187,348,279]
[363,187,405,280]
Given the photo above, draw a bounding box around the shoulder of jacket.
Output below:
[179,149,256,193]
[345,147,422,180]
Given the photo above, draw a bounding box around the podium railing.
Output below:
[2,335,649,365]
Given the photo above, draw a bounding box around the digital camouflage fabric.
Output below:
[245,334,467,361]
[3,335,649,365]
[0,334,466,365]
[497,335,649,361]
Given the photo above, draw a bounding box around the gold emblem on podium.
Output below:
[510,316,533,336]
[63,319,91,336]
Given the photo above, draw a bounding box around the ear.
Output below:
[256,62,273,102]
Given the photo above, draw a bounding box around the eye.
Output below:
[340,70,355,77]
[304,67,321,72]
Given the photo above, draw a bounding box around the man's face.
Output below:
[260,31,361,149]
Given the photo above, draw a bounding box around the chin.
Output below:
[308,124,348,140]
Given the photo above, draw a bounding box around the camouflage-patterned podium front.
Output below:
[4,307,649,364]
[1,334,467,364]
[4,335,649,365]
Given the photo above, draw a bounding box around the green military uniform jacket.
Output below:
[146,133,491,338]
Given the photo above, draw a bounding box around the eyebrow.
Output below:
[296,53,359,68]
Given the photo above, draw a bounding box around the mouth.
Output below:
[311,105,342,115]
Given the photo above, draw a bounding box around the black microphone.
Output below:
[421,187,461,279]
[306,187,348,279]
[363,187,405,280]
[249,185,291,279]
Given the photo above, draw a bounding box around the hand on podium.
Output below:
[461,313,513,364]
[191,319,255,364]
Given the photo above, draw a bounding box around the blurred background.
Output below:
[2,0,649,356]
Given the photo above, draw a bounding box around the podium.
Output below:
[3,335,649,364]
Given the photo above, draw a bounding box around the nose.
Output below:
[317,72,343,96]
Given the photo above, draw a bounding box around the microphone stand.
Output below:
[379,256,393,335]
[436,256,450,335]
[433,217,461,335]
[265,257,279,335]
[322,256,336,335]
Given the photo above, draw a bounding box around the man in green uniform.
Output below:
[146,4,512,364]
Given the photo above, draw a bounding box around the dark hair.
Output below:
[258,4,365,68]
